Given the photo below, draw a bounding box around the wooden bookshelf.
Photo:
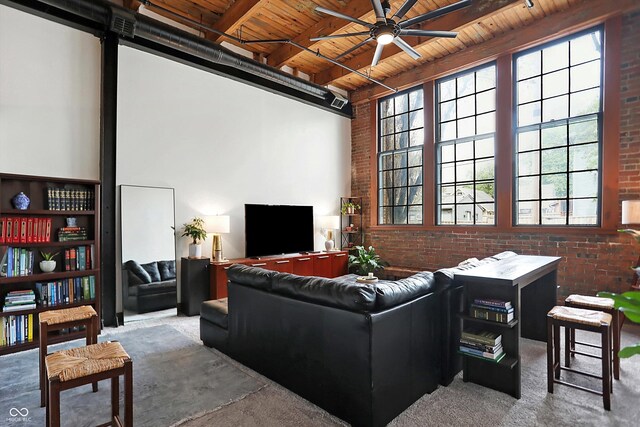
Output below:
[0,173,101,354]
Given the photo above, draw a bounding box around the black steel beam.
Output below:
[100,33,118,327]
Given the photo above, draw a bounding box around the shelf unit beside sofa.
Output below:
[0,173,101,355]
[339,196,363,251]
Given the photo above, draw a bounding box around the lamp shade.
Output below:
[317,215,340,230]
[206,215,230,234]
[622,200,640,225]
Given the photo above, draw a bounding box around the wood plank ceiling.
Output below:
[122,0,596,94]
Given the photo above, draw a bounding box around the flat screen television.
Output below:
[245,204,314,258]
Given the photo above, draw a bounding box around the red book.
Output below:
[26,218,34,243]
[20,218,27,243]
[38,218,45,243]
[64,249,71,271]
[0,217,6,243]
[70,248,77,271]
[86,245,91,270]
[12,218,19,243]
[5,217,12,243]
[45,218,52,242]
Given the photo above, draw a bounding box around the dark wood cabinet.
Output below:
[180,257,210,316]
[209,251,349,299]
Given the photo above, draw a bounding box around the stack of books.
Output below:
[469,298,514,323]
[2,290,36,312]
[1,313,34,345]
[459,329,505,362]
[57,227,88,242]
[36,275,96,306]
[0,248,35,277]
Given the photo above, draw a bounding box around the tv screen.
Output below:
[245,204,314,258]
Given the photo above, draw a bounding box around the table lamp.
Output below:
[317,215,340,251]
[622,200,640,225]
[207,215,230,262]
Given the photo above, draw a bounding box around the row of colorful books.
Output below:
[46,188,94,211]
[58,226,88,242]
[1,313,34,346]
[36,276,96,306]
[469,298,514,324]
[0,248,35,277]
[459,328,505,363]
[2,290,36,312]
[0,217,52,244]
[63,245,93,271]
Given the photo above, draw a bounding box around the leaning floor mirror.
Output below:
[120,185,177,322]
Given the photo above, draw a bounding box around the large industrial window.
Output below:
[435,64,496,225]
[514,27,603,226]
[378,87,424,225]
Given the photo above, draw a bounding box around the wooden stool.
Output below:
[45,341,133,427]
[547,306,612,410]
[565,294,621,380]
[39,306,99,407]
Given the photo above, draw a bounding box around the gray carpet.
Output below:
[0,324,263,426]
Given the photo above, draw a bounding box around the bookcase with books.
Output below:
[0,173,100,355]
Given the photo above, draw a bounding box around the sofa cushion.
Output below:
[272,273,376,312]
[158,260,176,281]
[141,261,162,283]
[130,279,176,296]
[201,298,228,329]
[124,260,152,284]
[375,271,435,309]
[227,264,275,291]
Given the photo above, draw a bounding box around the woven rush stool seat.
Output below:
[45,341,133,427]
[39,305,99,407]
[547,305,613,410]
[565,294,621,380]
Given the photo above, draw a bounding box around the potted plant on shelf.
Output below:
[348,245,388,276]
[40,251,59,273]
[341,201,361,215]
[180,217,207,259]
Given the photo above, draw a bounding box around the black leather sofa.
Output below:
[122,260,177,313]
[200,252,516,426]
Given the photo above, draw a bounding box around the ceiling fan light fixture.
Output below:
[376,31,394,45]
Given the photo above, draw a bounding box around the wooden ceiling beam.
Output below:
[141,0,221,34]
[314,0,520,87]
[122,0,141,11]
[207,0,265,43]
[350,0,640,104]
[266,0,374,69]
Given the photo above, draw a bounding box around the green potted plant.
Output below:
[40,251,59,273]
[181,217,207,258]
[597,291,640,358]
[341,201,361,215]
[348,245,388,276]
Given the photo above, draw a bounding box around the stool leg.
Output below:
[613,310,620,380]
[602,325,611,411]
[547,317,554,393]
[564,325,571,368]
[570,327,575,357]
[39,322,48,407]
[49,379,61,427]
[86,319,98,393]
[125,360,133,427]
[112,374,120,423]
[45,376,50,427]
[554,323,561,379]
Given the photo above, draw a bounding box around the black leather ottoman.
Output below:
[200,298,229,354]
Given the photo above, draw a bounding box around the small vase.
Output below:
[189,244,202,259]
[40,260,56,273]
[325,239,335,252]
[12,192,30,210]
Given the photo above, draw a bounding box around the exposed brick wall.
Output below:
[350,12,640,300]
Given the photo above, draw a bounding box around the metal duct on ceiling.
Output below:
[33,0,347,110]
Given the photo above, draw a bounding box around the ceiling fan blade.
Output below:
[399,29,458,38]
[370,0,386,22]
[310,31,371,42]
[335,37,374,60]
[392,0,418,20]
[400,0,472,28]
[315,6,373,29]
[393,37,421,60]
[371,43,385,67]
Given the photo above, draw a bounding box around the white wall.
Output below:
[0,5,100,179]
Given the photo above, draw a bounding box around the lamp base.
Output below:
[214,250,223,262]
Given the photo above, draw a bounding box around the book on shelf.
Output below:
[470,306,514,323]
[470,303,514,314]
[63,246,91,271]
[461,329,502,346]
[1,313,34,346]
[474,298,512,309]
[459,346,506,363]
[47,187,94,211]
[35,275,95,307]
[460,338,503,354]
[58,226,88,242]
[2,290,37,312]
[0,247,35,277]
[0,217,52,244]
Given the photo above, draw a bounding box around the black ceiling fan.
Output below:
[312,0,472,66]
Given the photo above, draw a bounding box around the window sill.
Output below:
[367,224,620,235]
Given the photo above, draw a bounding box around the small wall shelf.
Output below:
[340,196,363,252]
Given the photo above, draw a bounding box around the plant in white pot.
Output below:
[40,251,59,273]
[181,217,207,258]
